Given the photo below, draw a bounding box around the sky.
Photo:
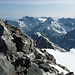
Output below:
[0,0,75,19]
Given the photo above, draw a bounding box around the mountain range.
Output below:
[0,18,74,75]
[7,16,75,51]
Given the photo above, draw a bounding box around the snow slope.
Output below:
[44,48,75,74]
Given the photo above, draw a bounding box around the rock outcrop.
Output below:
[0,54,15,75]
[0,19,74,75]
[31,32,66,52]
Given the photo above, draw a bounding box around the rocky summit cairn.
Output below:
[0,19,74,75]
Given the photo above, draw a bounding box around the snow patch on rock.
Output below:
[38,18,47,22]
[16,20,27,27]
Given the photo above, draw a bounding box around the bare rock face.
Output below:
[0,55,15,75]
[31,32,66,52]
[0,19,17,55]
[0,19,74,75]
[31,33,54,49]
[65,72,74,75]
[27,63,43,75]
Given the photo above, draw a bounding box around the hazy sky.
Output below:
[0,0,75,19]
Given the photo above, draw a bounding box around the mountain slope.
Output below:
[60,29,75,50]
[0,18,74,75]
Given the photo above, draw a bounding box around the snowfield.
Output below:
[43,48,75,74]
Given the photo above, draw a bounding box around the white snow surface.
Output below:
[50,21,67,34]
[16,20,27,27]
[43,48,75,74]
[36,32,42,37]
[38,18,47,22]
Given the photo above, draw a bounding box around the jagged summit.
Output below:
[0,18,74,75]
[45,17,54,23]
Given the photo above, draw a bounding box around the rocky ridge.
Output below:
[31,32,66,52]
[0,19,74,75]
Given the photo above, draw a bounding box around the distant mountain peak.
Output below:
[45,17,54,24]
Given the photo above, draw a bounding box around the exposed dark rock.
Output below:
[31,33,54,49]
[13,34,24,52]
[39,63,50,72]
[60,29,75,51]
[36,36,54,49]
[14,57,30,70]
[50,67,59,74]
[57,64,70,72]
[65,72,74,75]
[31,32,66,52]
[58,72,64,75]
[27,63,43,75]
[0,24,4,36]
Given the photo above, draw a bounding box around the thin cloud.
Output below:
[0,0,75,4]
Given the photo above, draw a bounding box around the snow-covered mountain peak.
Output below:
[50,20,67,34]
[19,16,36,21]
[45,17,54,24]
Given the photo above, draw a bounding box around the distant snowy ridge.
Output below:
[7,16,75,35]
[47,20,67,34]
[7,16,75,50]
